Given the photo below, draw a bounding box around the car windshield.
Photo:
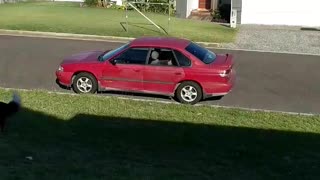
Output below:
[185,42,217,64]
[99,43,130,61]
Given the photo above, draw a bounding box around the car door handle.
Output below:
[175,72,182,75]
[133,69,140,72]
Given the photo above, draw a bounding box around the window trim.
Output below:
[172,49,192,68]
[144,47,191,68]
[111,47,151,66]
[184,42,216,65]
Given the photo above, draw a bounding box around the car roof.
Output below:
[129,37,191,49]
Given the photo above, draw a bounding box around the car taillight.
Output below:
[219,69,231,78]
[57,65,64,72]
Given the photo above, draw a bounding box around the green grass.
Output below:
[0,2,237,43]
[0,88,320,179]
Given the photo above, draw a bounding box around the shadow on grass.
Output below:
[119,22,168,35]
[300,27,320,31]
[1,107,320,179]
[217,23,231,28]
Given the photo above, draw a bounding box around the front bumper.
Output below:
[55,71,73,88]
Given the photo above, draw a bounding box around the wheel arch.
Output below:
[174,80,205,98]
[71,71,99,93]
[71,71,98,85]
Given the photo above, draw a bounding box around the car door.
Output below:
[142,48,185,95]
[101,47,149,92]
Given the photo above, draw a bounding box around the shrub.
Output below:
[126,0,175,15]
[84,0,98,7]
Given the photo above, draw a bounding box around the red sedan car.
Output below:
[56,37,235,104]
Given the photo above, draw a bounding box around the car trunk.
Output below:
[211,53,233,69]
[211,53,234,79]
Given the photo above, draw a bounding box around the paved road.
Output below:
[1,35,320,114]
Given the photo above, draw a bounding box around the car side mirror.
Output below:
[110,59,117,65]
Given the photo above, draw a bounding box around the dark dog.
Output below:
[0,92,21,133]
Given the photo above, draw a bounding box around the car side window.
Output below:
[148,48,179,67]
[114,48,149,65]
[173,50,191,67]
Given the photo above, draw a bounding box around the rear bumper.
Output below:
[203,69,236,99]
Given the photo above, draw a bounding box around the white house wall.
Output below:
[187,0,198,16]
[241,0,320,27]
[114,0,122,5]
[175,0,198,18]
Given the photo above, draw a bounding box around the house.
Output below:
[175,0,235,22]
[110,0,122,5]
[240,0,320,27]
[176,0,320,27]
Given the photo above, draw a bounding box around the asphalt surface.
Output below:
[1,35,320,114]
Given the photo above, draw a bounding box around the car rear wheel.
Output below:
[175,81,202,105]
[72,72,98,94]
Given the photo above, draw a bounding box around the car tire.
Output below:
[175,81,202,105]
[72,72,98,94]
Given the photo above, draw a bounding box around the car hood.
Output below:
[61,50,104,64]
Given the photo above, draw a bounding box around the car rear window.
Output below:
[185,42,216,64]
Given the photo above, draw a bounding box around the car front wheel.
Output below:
[72,72,98,94]
[175,81,202,105]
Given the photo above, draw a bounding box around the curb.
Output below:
[0,29,221,48]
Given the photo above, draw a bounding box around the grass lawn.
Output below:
[0,88,320,179]
[0,2,237,43]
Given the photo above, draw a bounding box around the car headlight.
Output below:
[58,65,64,72]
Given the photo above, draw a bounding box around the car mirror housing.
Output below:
[110,59,117,65]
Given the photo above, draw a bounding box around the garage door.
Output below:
[241,0,320,27]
